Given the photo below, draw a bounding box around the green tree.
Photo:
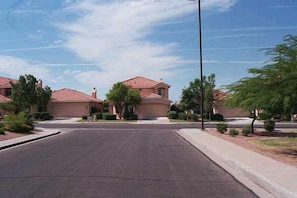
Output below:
[36,86,52,112]
[11,74,52,113]
[204,74,216,119]
[106,82,141,119]
[180,74,216,118]
[225,35,297,132]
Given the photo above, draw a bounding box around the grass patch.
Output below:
[251,137,297,147]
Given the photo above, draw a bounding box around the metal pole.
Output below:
[198,0,204,130]
[188,0,204,130]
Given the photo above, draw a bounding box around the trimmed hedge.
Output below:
[178,112,187,120]
[168,111,178,119]
[123,112,138,120]
[102,113,116,120]
[32,112,52,120]
[92,112,102,119]
[212,114,224,121]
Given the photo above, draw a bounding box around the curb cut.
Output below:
[0,131,61,151]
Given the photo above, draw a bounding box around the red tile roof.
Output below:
[0,76,17,88]
[122,76,170,88]
[0,94,12,103]
[51,88,102,103]
[213,90,229,101]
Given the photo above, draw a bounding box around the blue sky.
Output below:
[0,0,296,102]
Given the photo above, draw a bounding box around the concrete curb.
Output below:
[177,129,297,198]
[0,129,60,151]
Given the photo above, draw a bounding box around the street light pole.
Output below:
[189,0,204,130]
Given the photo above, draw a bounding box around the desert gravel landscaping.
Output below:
[206,128,297,168]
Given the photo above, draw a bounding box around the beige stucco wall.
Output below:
[214,100,250,118]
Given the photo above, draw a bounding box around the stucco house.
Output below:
[0,76,17,116]
[120,76,172,119]
[47,88,102,117]
[213,89,250,118]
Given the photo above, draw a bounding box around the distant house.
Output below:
[0,76,17,116]
[213,89,250,118]
[120,76,172,119]
[48,88,102,117]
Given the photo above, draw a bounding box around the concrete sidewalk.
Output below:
[177,129,297,198]
[0,128,60,150]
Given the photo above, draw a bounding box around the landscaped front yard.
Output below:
[206,128,297,168]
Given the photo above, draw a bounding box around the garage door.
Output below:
[52,103,89,117]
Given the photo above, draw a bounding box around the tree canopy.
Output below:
[106,82,141,119]
[11,74,52,113]
[180,74,216,118]
[225,35,297,129]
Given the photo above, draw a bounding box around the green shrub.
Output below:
[40,112,52,120]
[81,116,88,120]
[216,123,228,134]
[189,113,198,121]
[0,122,4,128]
[4,112,34,133]
[92,112,102,119]
[178,112,187,120]
[212,114,224,121]
[168,111,178,119]
[264,119,275,133]
[123,112,138,120]
[242,125,251,136]
[105,114,116,120]
[102,112,109,120]
[0,127,5,135]
[229,129,239,137]
[32,112,41,119]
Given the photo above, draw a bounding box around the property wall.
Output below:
[214,100,250,118]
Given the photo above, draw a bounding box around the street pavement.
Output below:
[1,117,296,197]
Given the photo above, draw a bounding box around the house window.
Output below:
[5,88,11,96]
[158,88,165,97]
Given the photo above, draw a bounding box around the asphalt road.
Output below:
[0,128,258,197]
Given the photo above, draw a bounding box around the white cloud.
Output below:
[0,55,52,82]
[56,0,236,88]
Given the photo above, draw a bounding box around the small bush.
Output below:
[105,114,116,120]
[92,112,102,119]
[4,112,34,133]
[229,129,239,137]
[102,112,109,120]
[264,119,275,133]
[40,112,52,120]
[212,114,224,121]
[216,123,228,134]
[168,111,178,119]
[178,112,187,120]
[123,112,138,120]
[81,116,88,120]
[189,113,198,121]
[32,112,41,119]
[0,127,5,135]
[242,125,251,136]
